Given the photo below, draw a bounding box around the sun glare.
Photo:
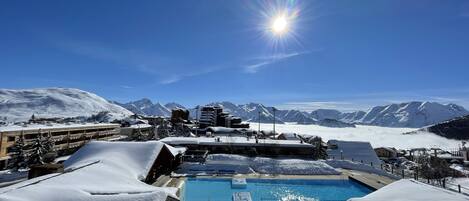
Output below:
[271,15,288,34]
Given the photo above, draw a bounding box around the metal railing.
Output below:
[328,156,469,196]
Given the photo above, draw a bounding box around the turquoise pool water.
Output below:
[183,178,373,201]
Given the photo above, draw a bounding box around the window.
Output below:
[7,136,15,142]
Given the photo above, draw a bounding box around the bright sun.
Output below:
[271,15,288,34]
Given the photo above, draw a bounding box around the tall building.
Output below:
[198,106,249,129]
[199,106,223,128]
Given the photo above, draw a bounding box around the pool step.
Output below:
[233,192,252,201]
[232,178,247,189]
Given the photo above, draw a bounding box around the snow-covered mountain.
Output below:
[352,101,469,128]
[310,109,342,121]
[164,102,186,110]
[115,98,171,117]
[0,88,133,122]
[305,102,468,128]
[115,99,469,128]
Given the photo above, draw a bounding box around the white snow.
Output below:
[448,177,469,194]
[325,160,398,179]
[0,122,119,132]
[251,123,462,149]
[327,140,382,165]
[160,136,313,148]
[0,88,133,122]
[352,101,469,128]
[129,123,153,129]
[348,179,469,201]
[176,154,340,175]
[0,141,178,201]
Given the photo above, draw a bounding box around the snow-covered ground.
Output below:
[251,123,462,149]
[448,177,469,194]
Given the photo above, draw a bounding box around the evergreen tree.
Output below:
[310,136,327,160]
[7,133,27,171]
[27,132,53,165]
[133,126,147,141]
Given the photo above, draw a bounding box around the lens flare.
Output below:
[271,15,289,34]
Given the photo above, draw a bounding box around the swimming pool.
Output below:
[183,178,373,201]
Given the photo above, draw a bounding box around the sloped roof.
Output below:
[327,140,382,165]
[0,141,177,201]
[349,179,469,201]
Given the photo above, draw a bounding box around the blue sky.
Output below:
[1,0,469,111]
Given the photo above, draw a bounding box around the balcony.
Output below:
[68,141,85,149]
[69,133,83,140]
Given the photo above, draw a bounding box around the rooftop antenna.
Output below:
[195,105,199,136]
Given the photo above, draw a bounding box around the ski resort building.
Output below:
[0,123,121,169]
[119,124,154,140]
[198,106,249,129]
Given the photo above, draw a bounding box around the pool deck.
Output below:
[342,169,396,190]
[154,169,397,198]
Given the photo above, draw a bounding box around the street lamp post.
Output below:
[258,111,261,135]
[273,108,276,135]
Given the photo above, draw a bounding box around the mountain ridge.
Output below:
[1,87,466,128]
[116,99,468,128]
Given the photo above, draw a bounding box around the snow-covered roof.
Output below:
[206,127,252,133]
[176,154,340,175]
[166,146,187,157]
[160,136,313,148]
[0,141,177,201]
[349,179,469,201]
[129,123,153,129]
[327,140,382,165]
[0,123,120,132]
[277,132,300,140]
[374,147,398,153]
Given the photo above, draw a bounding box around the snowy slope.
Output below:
[422,115,469,140]
[0,88,132,122]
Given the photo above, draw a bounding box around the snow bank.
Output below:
[177,154,340,175]
[348,179,469,201]
[0,141,178,201]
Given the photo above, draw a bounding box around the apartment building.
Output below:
[0,123,121,169]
